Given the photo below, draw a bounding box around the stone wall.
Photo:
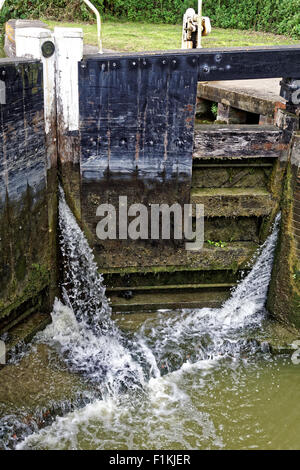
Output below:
[268,134,300,328]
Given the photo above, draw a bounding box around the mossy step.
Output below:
[0,312,51,363]
[193,124,283,159]
[192,165,271,189]
[107,282,235,293]
[103,268,245,289]
[191,187,274,217]
[100,241,258,273]
[110,288,230,313]
[202,216,260,242]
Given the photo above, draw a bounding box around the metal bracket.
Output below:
[0,80,6,104]
[0,340,5,365]
[280,78,300,106]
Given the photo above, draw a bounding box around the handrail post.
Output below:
[197,0,202,48]
[83,0,103,54]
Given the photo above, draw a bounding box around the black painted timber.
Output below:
[0,59,49,325]
[79,54,198,180]
[76,45,300,269]
[83,45,300,81]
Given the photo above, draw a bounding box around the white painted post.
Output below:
[197,0,202,48]
[54,28,83,138]
[54,27,83,166]
[15,26,84,165]
[53,27,83,218]
[15,27,57,168]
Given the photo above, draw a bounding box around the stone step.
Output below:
[197,79,285,119]
[193,124,284,159]
[201,216,260,242]
[192,163,272,189]
[110,287,231,313]
[107,282,234,294]
[0,311,51,363]
[101,241,257,279]
[103,266,245,289]
[191,187,274,217]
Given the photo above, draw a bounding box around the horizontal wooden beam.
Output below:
[0,57,39,65]
[83,45,300,81]
[193,124,284,159]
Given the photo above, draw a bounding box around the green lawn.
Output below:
[45,20,299,52]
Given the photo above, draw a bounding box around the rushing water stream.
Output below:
[1,188,300,450]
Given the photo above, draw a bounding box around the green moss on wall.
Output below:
[267,161,300,328]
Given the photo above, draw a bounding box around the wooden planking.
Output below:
[84,45,300,82]
[0,61,46,203]
[193,124,284,159]
[0,59,50,322]
[78,55,200,268]
[79,55,198,181]
[109,288,231,312]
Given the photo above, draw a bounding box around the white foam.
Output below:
[19,193,280,449]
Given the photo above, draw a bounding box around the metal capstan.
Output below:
[181,4,211,49]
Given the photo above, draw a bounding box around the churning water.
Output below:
[36,187,280,392]
[11,189,300,450]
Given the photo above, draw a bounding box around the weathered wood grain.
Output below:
[84,45,300,82]
[193,124,284,159]
[0,60,50,326]
[79,55,198,180]
[78,55,198,267]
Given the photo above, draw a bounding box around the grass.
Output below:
[45,19,299,52]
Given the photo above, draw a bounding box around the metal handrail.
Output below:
[0,0,103,54]
[83,0,103,54]
[197,0,202,48]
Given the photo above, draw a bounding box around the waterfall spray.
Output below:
[15,197,281,450]
[39,188,280,387]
